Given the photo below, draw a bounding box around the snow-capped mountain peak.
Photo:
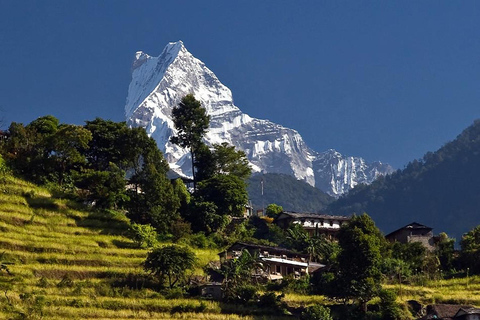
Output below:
[125,41,393,196]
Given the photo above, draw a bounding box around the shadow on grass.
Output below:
[217,301,294,319]
[25,195,58,210]
[111,239,137,249]
[74,210,131,236]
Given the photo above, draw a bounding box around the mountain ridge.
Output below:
[125,41,394,196]
[329,119,480,241]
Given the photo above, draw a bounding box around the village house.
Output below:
[385,222,435,251]
[219,242,324,280]
[421,304,480,320]
[274,211,350,238]
[454,308,480,320]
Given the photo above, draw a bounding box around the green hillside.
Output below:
[0,174,251,320]
[329,119,480,241]
[248,173,333,213]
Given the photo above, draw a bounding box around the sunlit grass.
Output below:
[385,276,480,305]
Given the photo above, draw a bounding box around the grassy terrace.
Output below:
[2,174,480,319]
[0,175,252,320]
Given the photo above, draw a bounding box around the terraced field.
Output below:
[0,175,271,320]
[4,173,480,319]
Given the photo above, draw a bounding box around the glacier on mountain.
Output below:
[125,41,393,197]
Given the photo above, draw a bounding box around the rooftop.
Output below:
[276,211,351,221]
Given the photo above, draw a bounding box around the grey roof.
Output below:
[220,242,308,258]
[455,307,480,317]
[276,211,351,221]
[386,221,433,238]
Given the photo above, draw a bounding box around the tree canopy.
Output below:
[170,94,210,189]
[144,245,197,289]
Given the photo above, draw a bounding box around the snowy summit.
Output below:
[125,41,393,197]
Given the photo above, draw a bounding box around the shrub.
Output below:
[170,218,192,241]
[301,305,333,320]
[379,289,404,320]
[57,274,74,288]
[129,223,158,248]
[235,284,259,304]
[257,291,287,314]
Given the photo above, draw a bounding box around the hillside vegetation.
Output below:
[0,174,251,320]
[248,173,333,213]
[329,120,480,241]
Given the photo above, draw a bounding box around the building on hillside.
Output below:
[385,222,435,251]
[219,242,324,280]
[421,304,472,320]
[420,304,480,320]
[201,282,223,300]
[274,212,350,238]
[454,307,480,320]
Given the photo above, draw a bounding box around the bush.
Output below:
[235,284,259,304]
[379,289,404,320]
[129,223,158,248]
[301,305,333,320]
[171,302,207,314]
[257,291,287,314]
[189,232,209,248]
[170,218,192,242]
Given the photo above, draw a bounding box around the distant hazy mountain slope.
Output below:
[248,173,334,213]
[329,120,480,241]
[125,41,393,196]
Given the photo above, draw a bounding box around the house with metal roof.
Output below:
[274,211,350,238]
[385,222,435,251]
[219,242,324,280]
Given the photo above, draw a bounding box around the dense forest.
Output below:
[248,173,333,213]
[329,119,480,242]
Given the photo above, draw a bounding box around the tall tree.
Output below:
[196,174,248,217]
[124,127,180,233]
[50,124,92,185]
[212,142,251,180]
[460,225,480,274]
[170,94,210,190]
[334,213,385,312]
[84,118,129,171]
[3,116,60,182]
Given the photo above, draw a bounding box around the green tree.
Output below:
[266,203,283,218]
[187,200,227,234]
[221,249,265,300]
[125,128,180,233]
[287,224,339,263]
[84,118,130,171]
[74,163,127,209]
[50,124,92,185]
[196,174,248,217]
[334,213,385,311]
[435,232,455,272]
[144,245,197,289]
[390,241,426,273]
[212,142,251,180]
[170,94,210,189]
[460,225,480,274]
[3,117,60,182]
[301,305,333,320]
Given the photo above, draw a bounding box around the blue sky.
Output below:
[1,1,479,168]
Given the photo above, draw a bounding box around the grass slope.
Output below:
[0,174,248,320]
[1,173,479,319]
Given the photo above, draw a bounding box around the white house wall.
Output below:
[293,219,342,229]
